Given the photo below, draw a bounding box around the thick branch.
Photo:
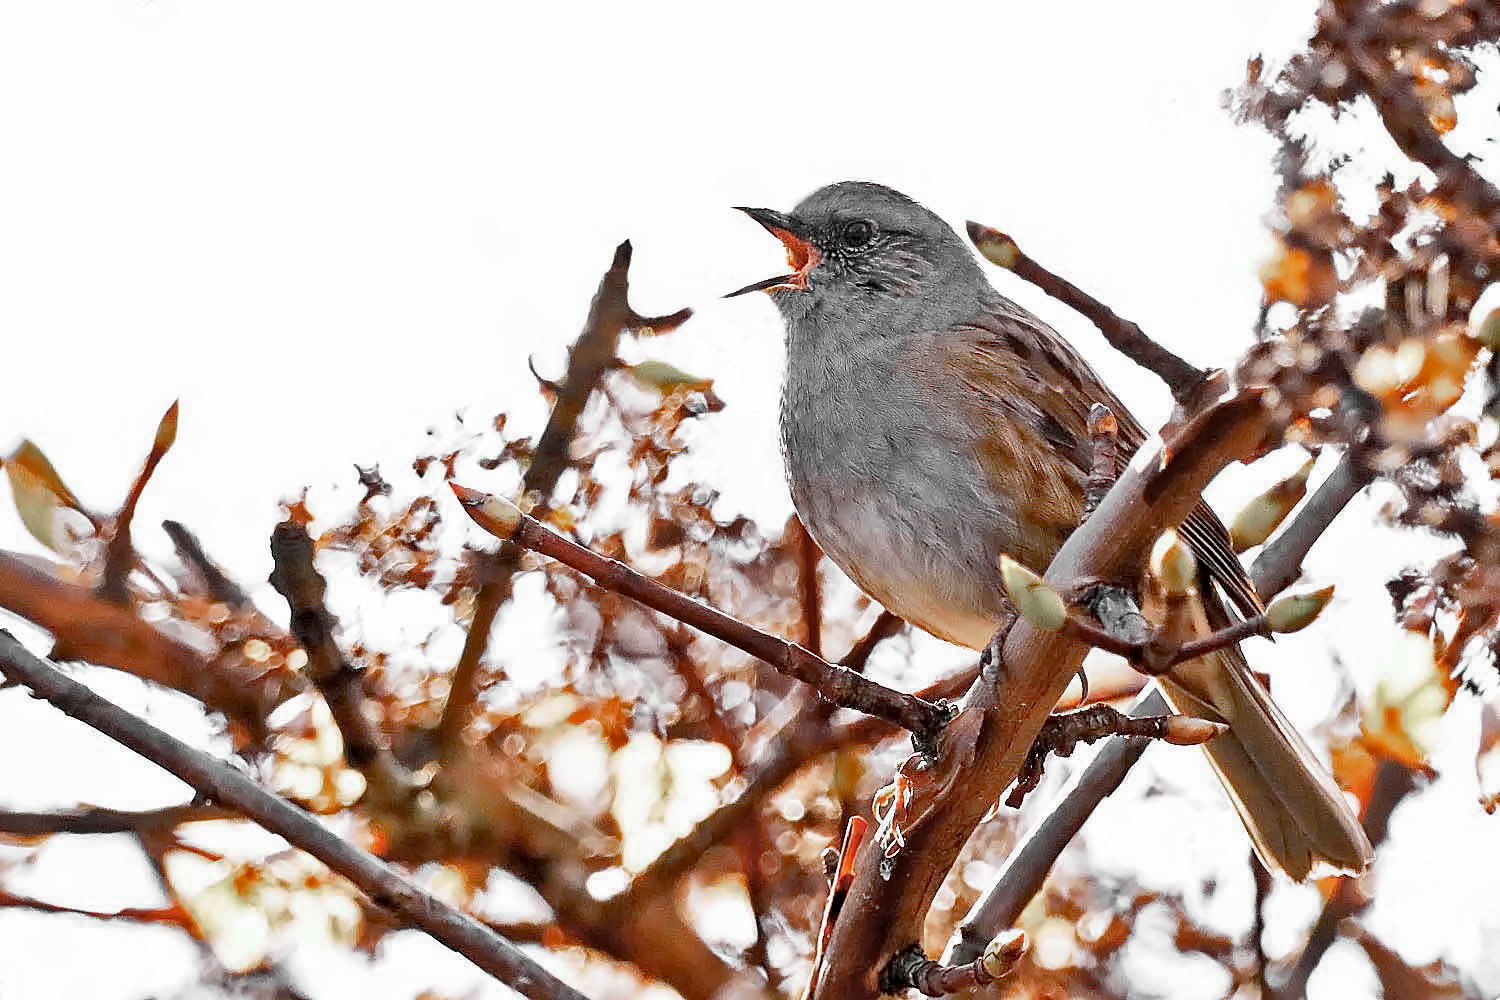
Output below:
[267,520,414,806]
[0,630,593,1000]
[0,550,301,733]
[813,387,1271,999]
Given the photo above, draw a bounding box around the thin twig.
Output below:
[450,485,949,737]
[267,520,414,805]
[0,888,196,932]
[99,401,179,607]
[1006,704,1227,808]
[436,240,692,755]
[966,222,1210,403]
[0,630,594,1000]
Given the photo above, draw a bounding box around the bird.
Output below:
[730,180,1372,880]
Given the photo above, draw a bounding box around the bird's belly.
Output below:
[790,468,1006,651]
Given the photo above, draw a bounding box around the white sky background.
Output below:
[1,2,1498,998]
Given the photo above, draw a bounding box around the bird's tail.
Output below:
[1158,641,1372,880]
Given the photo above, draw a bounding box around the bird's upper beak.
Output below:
[726,207,821,297]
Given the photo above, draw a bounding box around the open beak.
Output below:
[726,207,820,298]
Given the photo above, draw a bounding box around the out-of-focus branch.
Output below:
[0,801,233,837]
[163,519,249,609]
[0,630,594,1000]
[1331,8,1500,215]
[0,551,301,735]
[614,614,905,908]
[437,240,692,756]
[451,485,950,737]
[267,520,414,806]
[966,222,1210,403]
[1271,759,1419,1000]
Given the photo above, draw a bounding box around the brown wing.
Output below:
[951,300,1263,616]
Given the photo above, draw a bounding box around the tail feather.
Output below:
[1159,643,1372,879]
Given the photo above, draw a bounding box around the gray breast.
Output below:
[778,337,1014,649]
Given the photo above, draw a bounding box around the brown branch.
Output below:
[0,550,301,734]
[813,386,1271,999]
[267,519,414,806]
[0,801,233,837]
[163,519,249,609]
[435,240,691,755]
[0,630,594,1000]
[793,516,824,659]
[966,222,1210,403]
[879,932,1027,997]
[450,485,950,737]
[99,401,178,607]
[1006,704,1226,808]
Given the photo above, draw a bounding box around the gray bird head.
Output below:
[730,181,993,341]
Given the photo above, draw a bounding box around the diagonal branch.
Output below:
[0,550,301,736]
[967,222,1210,403]
[435,240,691,755]
[449,485,950,737]
[0,630,594,1000]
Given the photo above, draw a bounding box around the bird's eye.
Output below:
[841,220,874,248]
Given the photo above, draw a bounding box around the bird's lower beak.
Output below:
[726,207,820,298]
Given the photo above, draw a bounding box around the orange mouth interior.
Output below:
[770,228,819,290]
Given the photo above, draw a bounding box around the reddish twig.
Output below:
[0,888,197,932]
[436,240,692,756]
[966,223,1210,403]
[449,485,950,737]
[0,630,594,1000]
[98,401,179,607]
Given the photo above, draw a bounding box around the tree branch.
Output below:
[0,801,233,837]
[0,630,594,1000]
[450,485,950,737]
[0,550,301,737]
